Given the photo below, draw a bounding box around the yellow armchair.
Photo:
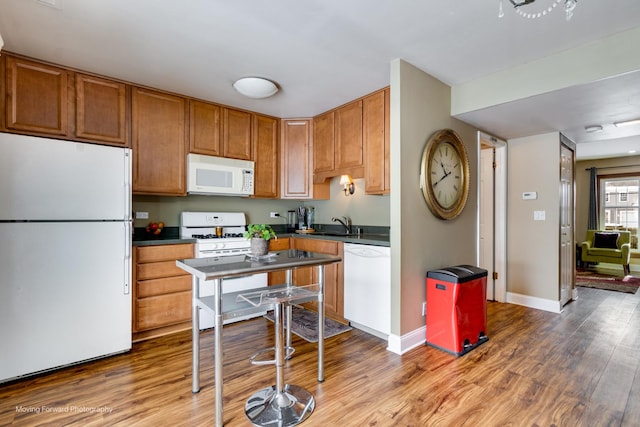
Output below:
[581,230,631,275]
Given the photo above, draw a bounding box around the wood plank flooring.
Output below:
[3,284,640,426]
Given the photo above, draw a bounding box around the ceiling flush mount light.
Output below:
[498,0,578,21]
[614,118,640,128]
[339,175,355,196]
[584,125,603,133]
[232,77,278,99]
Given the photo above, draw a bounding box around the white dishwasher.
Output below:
[344,243,391,338]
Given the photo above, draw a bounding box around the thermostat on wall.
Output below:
[522,192,537,200]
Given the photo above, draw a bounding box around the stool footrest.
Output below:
[249,346,295,366]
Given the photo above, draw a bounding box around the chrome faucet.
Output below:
[331,216,352,234]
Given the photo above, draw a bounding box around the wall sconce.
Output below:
[339,175,355,196]
[0,33,4,55]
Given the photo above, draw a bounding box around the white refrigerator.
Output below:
[0,133,132,383]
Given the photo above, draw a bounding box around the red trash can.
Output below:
[425,265,488,356]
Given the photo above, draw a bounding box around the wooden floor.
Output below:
[3,283,640,426]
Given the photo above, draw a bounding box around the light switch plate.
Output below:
[534,210,545,221]
[136,211,149,219]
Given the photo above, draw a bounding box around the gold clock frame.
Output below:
[420,129,470,220]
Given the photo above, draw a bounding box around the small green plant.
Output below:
[244,224,277,240]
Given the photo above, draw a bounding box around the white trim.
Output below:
[387,327,426,355]
[506,292,562,313]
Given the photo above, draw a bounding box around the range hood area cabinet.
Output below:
[189,98,281,199]
[2,53,129,147]
[312,87,390,195]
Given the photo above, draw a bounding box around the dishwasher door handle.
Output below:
[345,246,387,258]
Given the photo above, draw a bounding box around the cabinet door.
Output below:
[335,100,363,170]
[252,114,279,198]
[291,237,344,322]
[268,238,290,285]
[132,87,187,195]
[313,110,334,173]
[363,88,390,194]
[222,107,252,160]
[189,99,221,156]
[5,56,70,136]
[75,73,129,146]
[281,119,312,199]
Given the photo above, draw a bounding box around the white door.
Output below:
[479,147,495,299]
[478,132,507,302]
[560,141,575,306]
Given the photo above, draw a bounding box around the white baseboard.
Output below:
[387,326,426,355]
[506,291,561,313]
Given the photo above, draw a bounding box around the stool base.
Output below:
[245,384,314,426]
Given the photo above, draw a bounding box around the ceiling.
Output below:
[1,0,639,160]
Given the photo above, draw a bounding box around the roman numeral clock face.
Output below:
[420,129,470,220]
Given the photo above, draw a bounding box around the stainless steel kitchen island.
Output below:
[176,249,342,427]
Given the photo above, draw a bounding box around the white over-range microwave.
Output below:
[187,154,254,196]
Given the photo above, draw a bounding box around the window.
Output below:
[599,176,639,249]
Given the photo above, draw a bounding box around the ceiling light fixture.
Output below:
[498,0,578,21]
[613,118,640,128]
[232,77,278,99]
[584,125,603,133]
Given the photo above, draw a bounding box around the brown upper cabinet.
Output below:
[363,88,390,194]
[222,107,252,160]
[75,73,129,147]
[4,55,70,137]
[313,111,335,173]
[189,99,222,156]
[335,99,363,170]
[131,87,187,196]
[252,114,280,198]
[313,98,364,183]
[281,119,329,200]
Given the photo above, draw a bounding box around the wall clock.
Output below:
[420,129,470,220]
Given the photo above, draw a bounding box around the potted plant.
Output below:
[244,224,277,256]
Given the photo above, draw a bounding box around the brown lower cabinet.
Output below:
[132,243,194,342]
[290,237,345,324]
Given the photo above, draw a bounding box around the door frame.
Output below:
[477,131,507,302]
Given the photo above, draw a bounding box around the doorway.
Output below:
[478,132,507,302]
[560,136,575,306]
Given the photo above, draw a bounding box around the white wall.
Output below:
[507,133,561,304]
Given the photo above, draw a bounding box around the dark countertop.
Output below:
[133,226,389,247]
[286,232,390,246]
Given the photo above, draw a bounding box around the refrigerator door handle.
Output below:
[123,221,132,295]
[123,150,132,221]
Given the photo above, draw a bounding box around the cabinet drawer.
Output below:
[137,275,192,298]
[269,238,290,251]
[136,244,193,263]
[136,291,191,331]
[292,238,340,255]
[137,261,189,280]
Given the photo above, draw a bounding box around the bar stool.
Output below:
[238,286,319,426]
